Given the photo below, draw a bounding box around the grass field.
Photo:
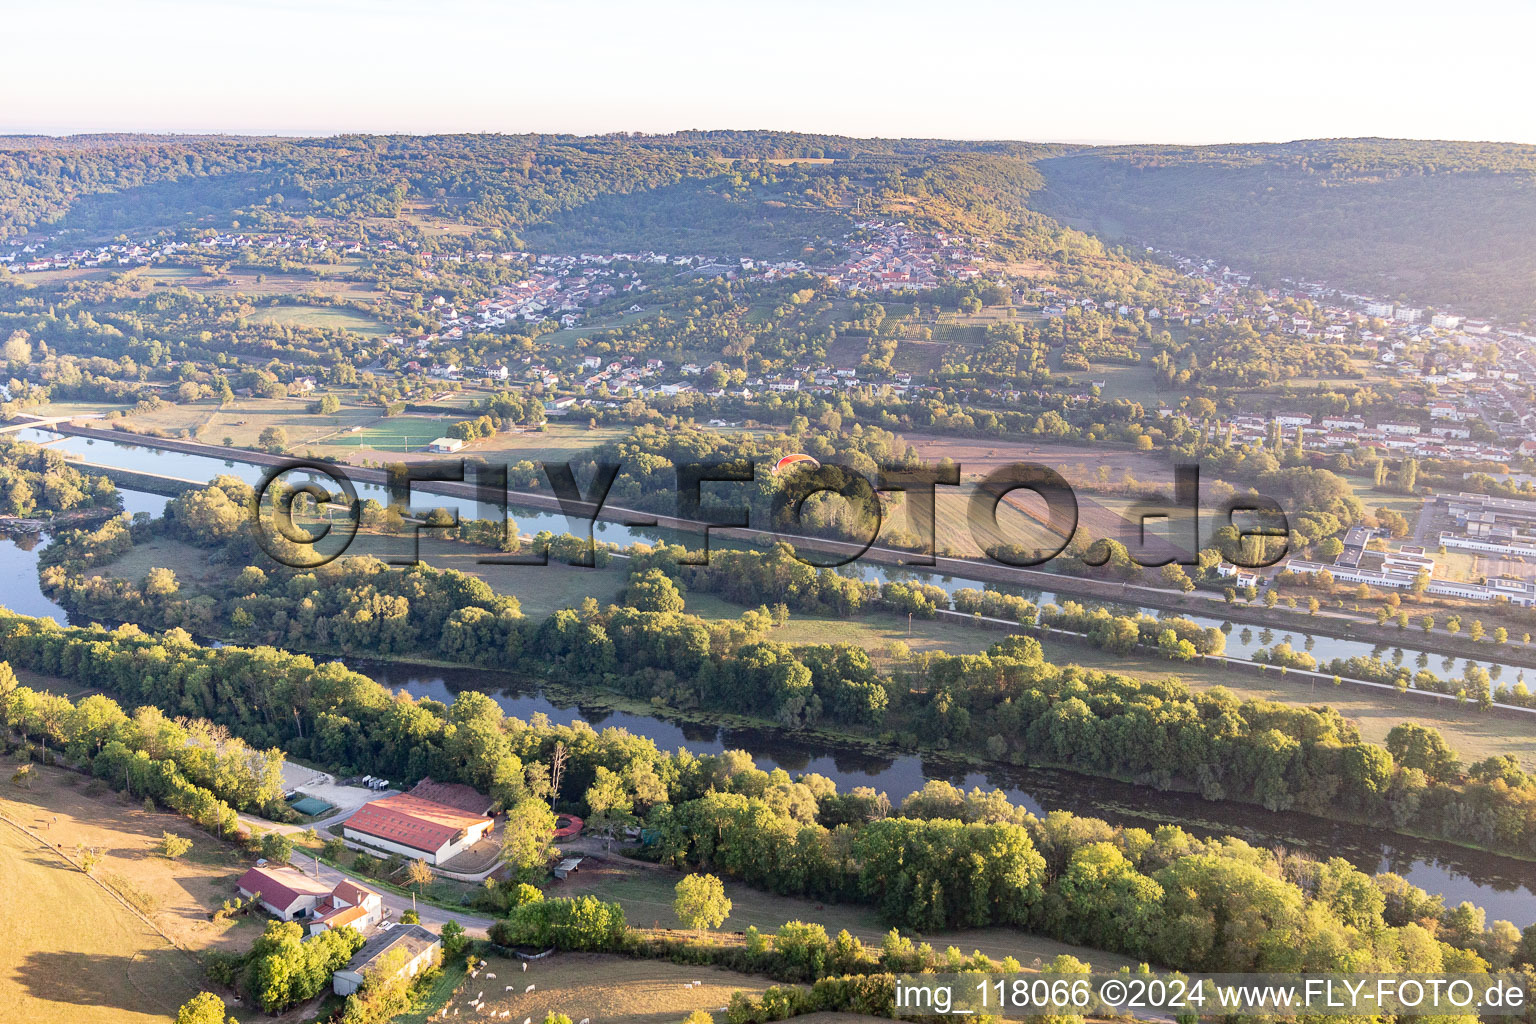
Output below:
[1077,356,1163,402]
[0,765,264,956]
[131,266,382,301]
[560,858,1139,972]
[244,303,391,337]
[89,535,221,589]
[0,769,242,1024]
[358,422,631,463]
[113,395,387,451]
[445,952,770,1024]
[315,415,456,454]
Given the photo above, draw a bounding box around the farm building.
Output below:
[331,923,441,996]
[342,793,493,864]
[235,865,385,928]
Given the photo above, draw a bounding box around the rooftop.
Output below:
[345,793,492,854]
[236,865,332,910]
[343,923,440,975]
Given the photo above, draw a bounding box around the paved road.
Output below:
[280,847,498,938]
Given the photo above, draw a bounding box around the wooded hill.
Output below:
[1031,138,1536,321]
[5,133,1535,317]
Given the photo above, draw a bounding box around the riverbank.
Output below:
[0,506,121,536]
[234,632,1536,874]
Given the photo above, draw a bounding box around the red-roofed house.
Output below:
[307,879,384,936]
[236,865,336,921]
[238,867,384,930]
[343,793,494,864]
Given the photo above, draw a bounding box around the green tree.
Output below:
[674,873,733,934]
[159,831,193,858]
[260,831,293,865]
[622,569,685,613]
[440,918,468,957]
[1385,723,1462,782]
[258,426,289,453]
[176,992,235,1024]
[500,799,559,881]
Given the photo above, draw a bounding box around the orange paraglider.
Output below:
[773,453,821,475]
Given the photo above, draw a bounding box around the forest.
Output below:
[3,621,1535,984]
[1033,140,1536,321]
[28,501,1536,862]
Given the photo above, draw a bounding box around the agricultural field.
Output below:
[435,952,771,1024]
[113,395,385,450]
[0,765,263,956]
[407,422,631,463]
[129,265,382,300]
[243,303,392,337]
[1075,355,1163,402]
[0,768,254,1024]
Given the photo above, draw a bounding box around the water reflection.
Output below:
[355,658,1536,926]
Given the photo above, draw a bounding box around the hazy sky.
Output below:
[7,0,1535,143]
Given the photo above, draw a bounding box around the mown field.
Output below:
[438,952,771,1024]
[112,395,385,450]
[558,858,1140,972]
[131,265,383,301]
[243,303,391,337]
[0,765,263,956]
[0,770,237,1024]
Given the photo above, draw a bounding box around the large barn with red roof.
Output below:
[342,781,495,864]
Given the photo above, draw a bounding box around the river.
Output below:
[5,429,1535,924]
[354,657,1536,928]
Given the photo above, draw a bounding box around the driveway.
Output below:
[293,779,397,827]
[275,851,497,938]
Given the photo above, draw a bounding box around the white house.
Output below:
[307,879,385,936]
[236,866,372,923]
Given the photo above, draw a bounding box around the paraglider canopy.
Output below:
[773,453,821,475]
